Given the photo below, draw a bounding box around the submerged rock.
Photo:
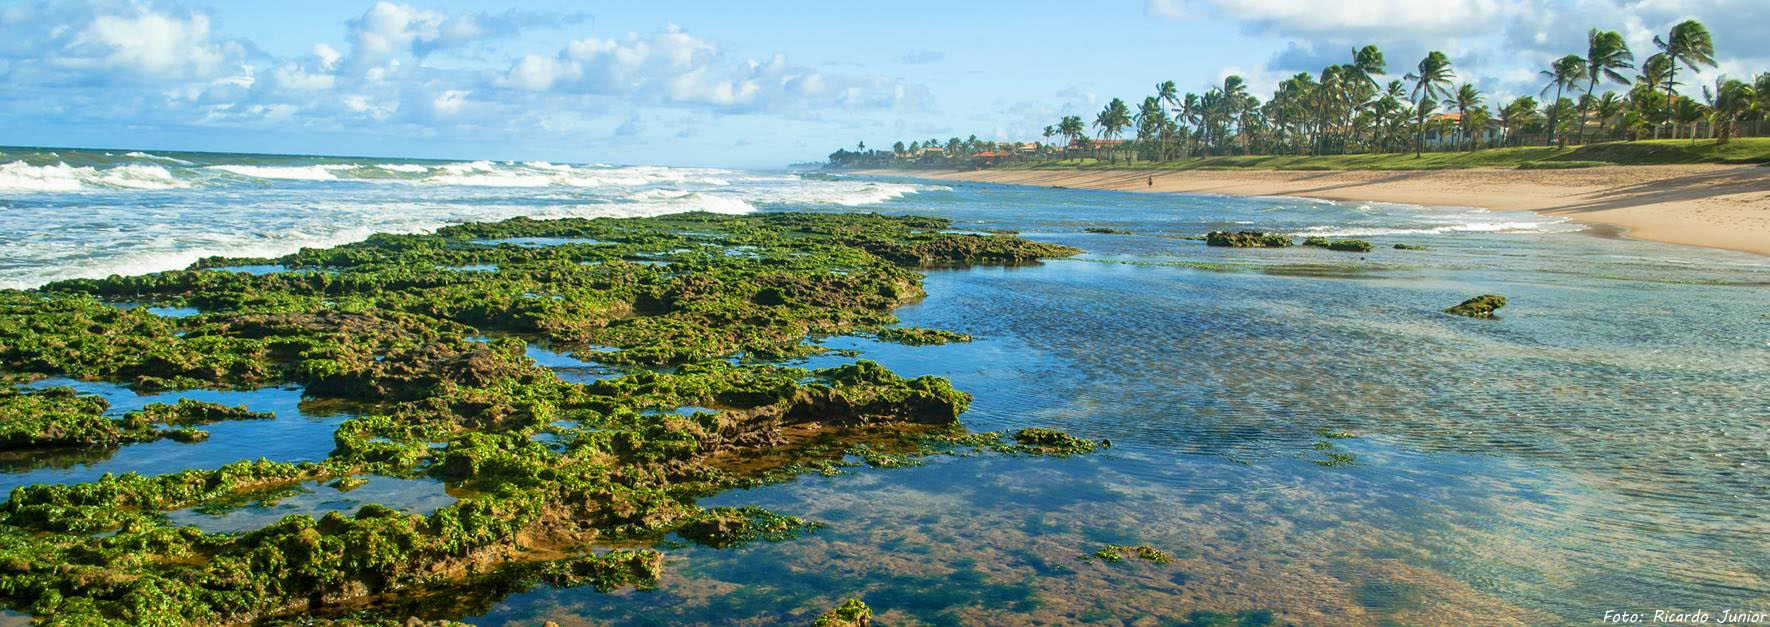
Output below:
[1205,231,1292,248]
[1393,243,1428,250]
[1445,294,1507,319]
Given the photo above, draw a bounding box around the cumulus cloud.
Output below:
[0,0,252,83]
[496,25,929,113]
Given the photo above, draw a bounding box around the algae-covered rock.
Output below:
[812,599,873,627]
[1205,231,1292,248]
[0,213,1087,623]
[1393,243,1427,250]
[1088,544,1174,564]
[1010,427,1104,456]
[676,506,819,549]
[1302,237,1374,252]
[876,327,971,346]
[1445,294,1507,319]
[1083,227,1133,234]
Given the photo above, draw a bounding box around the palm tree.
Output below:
[1540,54,1588,147]
[1579,29,1634,144]
[1593,92,1625,139]
[1343,45,1386,152]
[1452,83,1483,150]
[1500,97,1538,147]
[1058,115,1085,158]
[1705,78,1756,143]
[1312,65,1344,154]
[1466,107,1494,150]
[1094,98,1132,163]
[1156,81,1180,158]
[1405,51,1454,156]
[1134,96,1167,160]
[1671,96,1707,141]
[1654,20,1717,105]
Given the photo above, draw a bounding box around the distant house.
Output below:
[1423,112,1502,148]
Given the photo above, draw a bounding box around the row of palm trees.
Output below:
[840,19,1765,167]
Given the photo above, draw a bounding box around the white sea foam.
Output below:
[373,163,430,173]
[0,161,189,192]
[1294,219,1582,237]
[123,151,197,166]
[207,164,358,181]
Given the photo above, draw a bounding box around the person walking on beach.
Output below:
[1147,176,1153,187]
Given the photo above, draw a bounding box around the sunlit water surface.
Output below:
[3,160,1768,624]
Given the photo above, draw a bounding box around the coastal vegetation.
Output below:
[827,19,1770,171]
[0,212,1090,623]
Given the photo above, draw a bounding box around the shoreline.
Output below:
[855,166,1770,257]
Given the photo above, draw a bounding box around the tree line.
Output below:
[828,19,1767,168]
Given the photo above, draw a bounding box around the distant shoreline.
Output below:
[855,165,1770,257]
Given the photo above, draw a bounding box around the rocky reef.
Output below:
[1445,294,1508,319]
[0,212,1092,623]
[1205,231,1293,248]
[1302,237,1375,252]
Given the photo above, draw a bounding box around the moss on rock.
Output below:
[1205,231,1292,248]
[1445,294,1507,319]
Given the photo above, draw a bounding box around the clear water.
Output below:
[3,380,354,494]
[3,153,1769,623]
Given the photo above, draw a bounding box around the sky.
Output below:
[1,0,1766,168]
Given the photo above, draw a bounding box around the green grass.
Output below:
[987,138,1770,172]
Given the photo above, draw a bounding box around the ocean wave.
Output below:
[0,161,190,192]
[207,164,359,181]
[373,163,430,173]
[744,181,946,206]
[123,151,197,166]
[1294,219,1582,237]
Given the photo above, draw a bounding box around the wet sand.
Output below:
[858,165,1770,256]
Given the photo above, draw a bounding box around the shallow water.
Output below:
[3,161,1768,623]
[470,180,1770,624]
[4,380,353,494]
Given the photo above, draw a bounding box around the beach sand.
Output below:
[858,165,1770,256]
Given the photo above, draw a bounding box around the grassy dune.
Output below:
[995,138,1770,171]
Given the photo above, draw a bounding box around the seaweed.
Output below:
[1204,231,1292,248]
[0,212,1099,623]
[812,598,874,626]
[876,327,972,346]
[1444,294,1507,319]
[1302,237,1375,252]
[1085,544,1173,564]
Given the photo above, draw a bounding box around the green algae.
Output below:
[0,388,270,451]
[812,598,873,626]
[676,506,820,549]
[875,327,971,346]
[1302,237,1375,253]
[1085,544,1173,565]
[1204,231,1292,248]
[1082,227,1133,235]
[0,212,1096,623]
[1445,294,1507,319]
[1393,243,1428,251]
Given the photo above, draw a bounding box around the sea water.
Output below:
[4,148,1769,624]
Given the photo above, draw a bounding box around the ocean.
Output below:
[4,146,1769,623]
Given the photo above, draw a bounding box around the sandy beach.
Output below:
[860,165,1770,256]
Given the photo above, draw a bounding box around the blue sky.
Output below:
[2,0,1765,167]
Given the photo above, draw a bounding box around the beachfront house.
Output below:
[1423,112,1502,150]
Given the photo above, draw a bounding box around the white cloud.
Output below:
[496,25,927,113]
